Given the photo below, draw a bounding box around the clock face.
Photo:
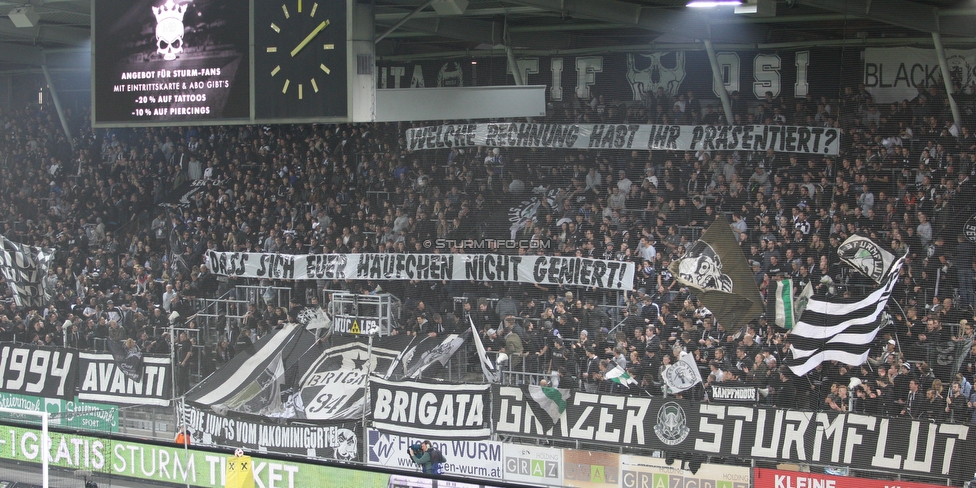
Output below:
[254,0,348,121]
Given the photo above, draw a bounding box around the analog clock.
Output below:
[254,0,348,121]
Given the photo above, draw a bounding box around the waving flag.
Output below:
[187,323,312,417]
[604,364,637,386]
[837,234,897,285]
[771,278,796,330]
[786,250,905,377]
[470,316,499,383]
[106,339,144,382]
[664,351,704,393]
[669,219,764,334]
[0,234,55,307]
[770,279,813,330]
[524,384,570,433]
[386,332,468,379]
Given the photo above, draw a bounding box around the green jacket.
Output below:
[410,449,433,473]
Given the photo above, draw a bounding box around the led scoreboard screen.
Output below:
[92,0,351,127]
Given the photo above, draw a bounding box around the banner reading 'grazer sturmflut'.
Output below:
[206,251,636,291]
[404,123,841,155]
[493,388,976,480]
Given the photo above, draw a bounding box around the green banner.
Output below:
[0,424,391,487]
[0,393,118,433]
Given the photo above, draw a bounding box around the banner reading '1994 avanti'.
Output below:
[405,123,841,156]
[206,251,636,291]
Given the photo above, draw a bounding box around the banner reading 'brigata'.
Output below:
[207,251,636,291]
[405,123,841,156]
[370,377,491,439]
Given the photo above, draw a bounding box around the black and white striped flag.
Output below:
[186,322,314,412]
[786,255,905,377]
[470,316,499,383]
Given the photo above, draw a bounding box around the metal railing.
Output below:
[500,369,551,386]
[234,284,293,308]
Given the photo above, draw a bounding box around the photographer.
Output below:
[408,440,443,475]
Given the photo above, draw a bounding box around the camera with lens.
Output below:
[407,443,422,457]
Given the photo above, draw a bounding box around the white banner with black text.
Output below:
[708,385,759,403]
[207,251,635,291]
[863,47,976,104]
[405,123,841,156]
[367,428,504,479]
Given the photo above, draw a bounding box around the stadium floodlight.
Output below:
[687,0,741,7]
[9,6,39,28]
[734,0,776,16]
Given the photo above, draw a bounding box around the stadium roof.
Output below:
[3,0,976,71]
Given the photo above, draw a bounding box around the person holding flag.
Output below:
[664,350,705,394]
[603,359,638,392]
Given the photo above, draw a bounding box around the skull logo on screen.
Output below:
[626,52,686,101]
[153,0,188,61]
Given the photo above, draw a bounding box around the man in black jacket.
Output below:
[900,378,922,418]
[582,347,602,393]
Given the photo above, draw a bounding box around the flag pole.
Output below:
[170,315,178,429]
[362,333,373,463]
[885,299,908,359]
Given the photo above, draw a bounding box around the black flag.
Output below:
[106,339,144,382]
[669,219,764,333]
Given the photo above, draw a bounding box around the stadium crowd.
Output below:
[0,77,975,420]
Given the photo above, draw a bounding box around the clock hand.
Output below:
[291,20,329,57]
